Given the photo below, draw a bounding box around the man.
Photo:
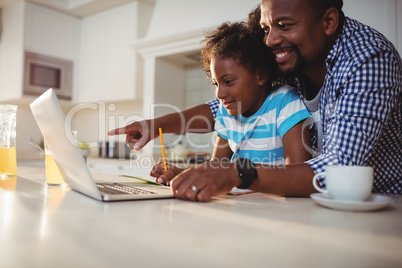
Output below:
[109,0,401,201]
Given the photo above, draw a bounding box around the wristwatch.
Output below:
[236,158,258,189]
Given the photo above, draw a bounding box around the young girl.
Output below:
[151,21,311,187]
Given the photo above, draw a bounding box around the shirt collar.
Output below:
[325,17,352,75]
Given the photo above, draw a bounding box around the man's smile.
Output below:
[273,49,294,63]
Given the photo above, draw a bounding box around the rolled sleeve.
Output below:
[206,99,220,119]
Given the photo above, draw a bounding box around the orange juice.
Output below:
[0,175,17,191]
[0,147,17,176]
[45,154,65,185]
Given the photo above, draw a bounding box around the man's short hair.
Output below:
[308,0,344,20]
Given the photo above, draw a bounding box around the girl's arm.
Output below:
[211,135,233,161]
[108,103,215,151]
[282,120,312,164]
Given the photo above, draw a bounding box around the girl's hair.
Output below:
[247,5,264,41]
[200,19,277,90]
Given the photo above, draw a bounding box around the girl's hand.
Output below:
[150,162,184,185]
[107,119,158,151]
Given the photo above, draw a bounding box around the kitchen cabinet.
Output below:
[76,1,152,103]
[24,3,80,64]
[0,1,80,102]
[0,1,151,104]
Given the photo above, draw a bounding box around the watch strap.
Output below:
[236,158,258,189]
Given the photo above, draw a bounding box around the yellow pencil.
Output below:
[159,128,168,171]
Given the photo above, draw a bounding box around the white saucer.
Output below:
[310,193,393,212]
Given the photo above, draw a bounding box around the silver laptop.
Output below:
[30,89,174,202]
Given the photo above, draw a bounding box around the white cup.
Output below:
[312,166,373,201]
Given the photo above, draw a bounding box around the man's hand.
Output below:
[107,120,157,151]
[170,161,241,202]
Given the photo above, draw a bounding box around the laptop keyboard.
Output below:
[96,183,156,195]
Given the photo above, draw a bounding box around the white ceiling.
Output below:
[0,0,155,17]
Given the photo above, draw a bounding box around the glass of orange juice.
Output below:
[44,142,65,186]
[0,105,17,178]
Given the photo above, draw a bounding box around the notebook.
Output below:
[30,89,174,202]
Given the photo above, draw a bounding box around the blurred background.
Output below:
[0,0,401,164]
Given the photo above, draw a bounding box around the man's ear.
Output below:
[322,7,340,36]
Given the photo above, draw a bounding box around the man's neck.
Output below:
[302,62,327,100]
[302,23,342,100]
[301,74,322,100]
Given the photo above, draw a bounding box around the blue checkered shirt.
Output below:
[207,17,402,194]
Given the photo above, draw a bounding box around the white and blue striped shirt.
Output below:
[214,85,311,164]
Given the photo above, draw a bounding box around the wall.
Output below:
[0,1,24,101]
[73,1,154,156]
[145,0,261,40]
[183,67,215,154]
[24,2,80,61]
[154,59,185,111]
[344,0,400,52]
[78,1,138,102]
[148,58,186,153]
[399,0,402,53]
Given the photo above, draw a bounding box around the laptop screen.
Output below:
[30,89,102,199]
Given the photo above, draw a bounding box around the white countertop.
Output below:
[1,166,401,267]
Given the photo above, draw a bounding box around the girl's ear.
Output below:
[257,75,268,86]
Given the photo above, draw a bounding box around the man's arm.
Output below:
[170,161,316,202]
[211,135,233,160]
[170,120,315,201]
[155,103,215,134]
[307,49,401,176]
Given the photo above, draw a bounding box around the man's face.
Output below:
[260,0,328,77]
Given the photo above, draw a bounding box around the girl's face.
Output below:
[210,57,268,117]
